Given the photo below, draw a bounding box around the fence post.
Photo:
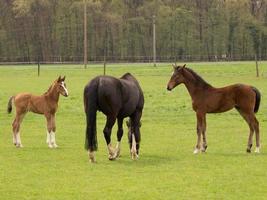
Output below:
[83,0,88,69]
[37,56,40,77]
[153,15,156,67]
[255,54,259,77]
[104,57,106,75]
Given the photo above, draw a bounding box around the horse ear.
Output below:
[62,76,66,81]
[57,76,61,82]
[182,64,186,68]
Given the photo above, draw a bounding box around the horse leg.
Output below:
[130,112,142,160]
[12,112,25,148]
[243,114,260,153]
[201,114,208,152]
[103,115,116,160]
[246,122,254,153]
[45,114,53,148]
[194,111,204,154]
[253,116,260,153]
[12,117,18,145]
[237,110,255,153]
[114,118,123,158]
[50,114,57,148]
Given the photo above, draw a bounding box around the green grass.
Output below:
[0,62,266,200]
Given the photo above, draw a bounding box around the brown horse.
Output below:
[7,76,68,148]
[167,64,261,154]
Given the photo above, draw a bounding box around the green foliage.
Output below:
[0,0,267,62]
[0,62,266,199]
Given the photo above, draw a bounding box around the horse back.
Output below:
[97,76,143,117]
[14,93,48,114]
[204,84,256,113]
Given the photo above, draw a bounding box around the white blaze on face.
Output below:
[61,81,68,96]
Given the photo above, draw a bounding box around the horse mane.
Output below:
[43,82,54,95]
[184,67,212,88]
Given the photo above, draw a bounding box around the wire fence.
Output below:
[0,54,265,65]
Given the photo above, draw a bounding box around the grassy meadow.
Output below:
[0,62,266,200]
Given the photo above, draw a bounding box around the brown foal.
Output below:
[167,64,261,154]
[7,76,68,148]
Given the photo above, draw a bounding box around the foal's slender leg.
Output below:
[253,116,260,153]
[238,111,255,153]
[45,114,52,148]
[12,117,18,145]
[114,118,123,158]
[103,115,116,160]
[201,115,208,152]
[50,114,57,148]
[194,112,204,154]
[246,122,254,153]
[12,113,25,148]
[45,114,57,148]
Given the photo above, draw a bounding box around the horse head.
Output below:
[55,76,69,97]
[167,64,186,91]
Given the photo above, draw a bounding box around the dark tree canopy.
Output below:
[0,0,267,63]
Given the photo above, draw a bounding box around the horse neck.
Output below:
[45,85,60,102]
[183,71,212,100]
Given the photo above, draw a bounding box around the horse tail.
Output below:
[84,78,99,151]
[252,87,261,113]
[7,96,14,113]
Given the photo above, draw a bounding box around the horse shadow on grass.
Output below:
[99,152,181,167]
[210,151,267,157]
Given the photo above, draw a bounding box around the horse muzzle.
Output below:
[167,85,173,91]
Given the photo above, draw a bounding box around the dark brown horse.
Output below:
[167,64,261,154]
[84,73,144,163]
[7,76,68,148]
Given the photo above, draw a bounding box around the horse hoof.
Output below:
[255,147,260,153]
[131,153,138,160]
[193,148,200,154]
[53,144,58,148]
[201,149,206,153]
[16,144,23,148]
[108,153,117,160]
[246,148,251,153]
[48,144,53,148]
[89,158,96,163]
[88,151,96,163]
[108,156,116,161]
[112,149,121,159]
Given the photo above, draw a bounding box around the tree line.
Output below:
[0,0,267,63]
